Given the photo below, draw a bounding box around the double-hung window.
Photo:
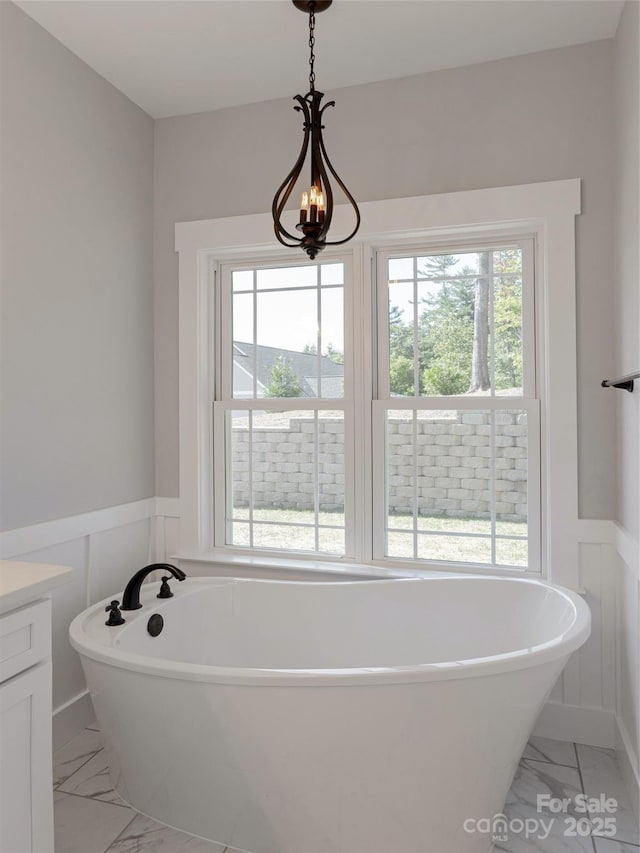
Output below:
[214,257,354,558]
[373,240,539,571]
[213,237,539,572]
[179,182,582,583]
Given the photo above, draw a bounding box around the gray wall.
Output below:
[0,3,155,531]
[613,0,639,768]
[613,0,639,540]
[154,40,615,520]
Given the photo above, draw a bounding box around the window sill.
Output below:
[171,550,539,581]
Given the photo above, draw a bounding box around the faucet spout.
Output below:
[121,563,186,611]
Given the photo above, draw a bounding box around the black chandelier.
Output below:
[272,0,360,260]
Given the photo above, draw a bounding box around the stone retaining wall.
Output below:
[231,411,527,521]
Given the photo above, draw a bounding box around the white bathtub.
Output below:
[70,575,590,853]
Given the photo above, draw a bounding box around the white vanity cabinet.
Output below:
[0,562,72,853]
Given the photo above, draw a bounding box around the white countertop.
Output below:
[0,560,74,615]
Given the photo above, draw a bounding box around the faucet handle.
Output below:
[157,577,174,599]
[105,600,126,626]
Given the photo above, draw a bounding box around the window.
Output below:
[373,242,539,571]
[214,259,354,557]
[213,239,539,571]
[178,182,582,583]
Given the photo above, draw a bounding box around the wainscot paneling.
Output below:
[1,499,157,749]
[2,499,637,815]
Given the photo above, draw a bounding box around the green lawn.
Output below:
[230,507,528,566]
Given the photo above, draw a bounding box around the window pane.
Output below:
[494,275,523,393]
[318,527,345,555]
[226,410,345,555]
[318,412,345,518]
[257,289,317,354]
[386,530,414,559]
[321,263,344,286]
[388,281,415,396]
[417,251,480,278]
[417,514,491,535]
[389,257,414,281]
[496,409,528,532]
[229,412,251,525]
[386,247,523,398]
[384,408,528,567]
[417,533,492,564]
[317,288,345,398]
[496,537,528,568]
[256,265,317,289]
[253,523,316,551]
[230,262,345,400]
[232,270,253,292]
[420,277,475,396]
[231,522,250,547]
[494,247,522,274]
[232,298,254,398]
[386,411,415,532]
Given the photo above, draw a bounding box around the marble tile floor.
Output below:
[53,727,638,853]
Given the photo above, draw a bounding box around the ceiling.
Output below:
[16,0,624,119]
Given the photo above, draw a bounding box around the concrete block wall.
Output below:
[231,412,528,521]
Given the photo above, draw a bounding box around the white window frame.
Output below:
[214,253,357,559]
[175,180,581,588]
[372,237,540,573]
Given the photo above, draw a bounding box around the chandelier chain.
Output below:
[308,3,316,91]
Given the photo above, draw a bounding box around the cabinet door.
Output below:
[0,599,51,683]
[0,662,53,853]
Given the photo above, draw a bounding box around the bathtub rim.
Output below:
[69,575,590,687]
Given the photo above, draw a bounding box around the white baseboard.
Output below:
[533,701,616,748]
[52,690,96,751]
[534,702,640,817]
[616,714,640,822]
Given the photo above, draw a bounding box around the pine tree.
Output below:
[264,356,303,398]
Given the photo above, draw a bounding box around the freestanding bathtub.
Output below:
[70,575,590,853]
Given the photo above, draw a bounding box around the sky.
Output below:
[232,262,344,353]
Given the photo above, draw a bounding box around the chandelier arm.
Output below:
[318,98,335,119]
[311,98,336,239]
[305,93,330,243]
[273,97,310,225]
[314,132,334,240]
[273,234,306,249]
[317,115,361,246]
[272,96,312,245]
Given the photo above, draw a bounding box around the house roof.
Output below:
[233,341,343,399]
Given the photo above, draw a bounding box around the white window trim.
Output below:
[175,180,581,588]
